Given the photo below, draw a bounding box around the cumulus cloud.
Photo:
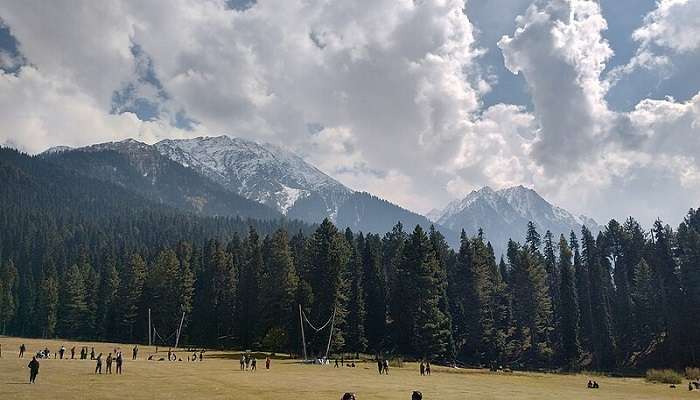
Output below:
[0,0,699,227]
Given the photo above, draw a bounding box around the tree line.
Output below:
[2,210,700,371]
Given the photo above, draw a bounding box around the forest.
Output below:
[1,147,700,372]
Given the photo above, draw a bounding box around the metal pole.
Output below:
[175,311,185,348]
[324,307,336,361]
[148,308,152,346]
[299,304,308,361]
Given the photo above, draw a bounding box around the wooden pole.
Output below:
[299,304,308,361]
[148,308,152,346]
[324,307,336,361]
[175,311,186,348]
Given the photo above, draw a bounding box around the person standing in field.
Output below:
[132,345,138,360]
[19,343,26,358]
[95,353,103,374]
[90,347,95,360]
[59,345,65,359]
[240,355,245,370]
[265,356,270,370]
[420,361,425,376]
[383,359,389,375]
[116,351,123,374]
[425,361,431,376]
[28,356,40,383]
[106,353,113,374]
[251,357,257,371]
[70,346,76,359]
[377,358,383,374]
[199,351,203,362]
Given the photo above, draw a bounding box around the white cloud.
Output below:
[633,0,700,54]
[0,0,699,227]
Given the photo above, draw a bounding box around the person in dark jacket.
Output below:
[95,353,103,374]
[28,357,40,383]
[19,343,26,358]
[116,352,123,374]
[106,353,113,374]
[412,391,423,400]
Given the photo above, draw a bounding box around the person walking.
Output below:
[377,359,383,374]
[19,343,25,358]
[28,356,40,384]
[95,353,103,374]
[251,357,257,371]
[116,352,123,374]
[106,353,113,374]
[383,359,389,375]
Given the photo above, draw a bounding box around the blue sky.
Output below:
[1,0,699,227]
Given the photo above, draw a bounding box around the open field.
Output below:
[0,336,696,400]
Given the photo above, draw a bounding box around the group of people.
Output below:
[239,354,271,371]
[94,349,124,374]
[341,391,422,400]
[419,361,432,376]
[334,358,356,368]
[586,380,600,389]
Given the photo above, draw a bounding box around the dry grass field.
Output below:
[0,336,696,400]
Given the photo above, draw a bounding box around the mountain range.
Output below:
[41,136,599,249]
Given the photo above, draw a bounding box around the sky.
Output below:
[1,0,699,228]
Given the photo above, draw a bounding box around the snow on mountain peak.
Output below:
[154,135,353,217]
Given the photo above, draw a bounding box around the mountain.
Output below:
[433,185,600,253]
[42,139,280,221]
[154,136,353,222]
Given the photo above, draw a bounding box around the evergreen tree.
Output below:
[571,232,592,351]
[404,225,452,361]
[260,229,299,353]
[237,227,264,348]
[0,259,18,334]
[97,252,120,339]
[304,219,350,356]
[678,209,700,365]
[116,253,146,341]
[630,259,656,347]
[59,264,89,338]
[35,259,59,338]
[362,233,387,355]
[582,227,616,369]
[344,230,367,356]
[508,240,553,365]
[558,235,580,369]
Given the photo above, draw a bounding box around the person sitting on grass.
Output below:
[412,391,423,400]
[341,393,356,400]
[587,380,593,389]
[593,381,599,389]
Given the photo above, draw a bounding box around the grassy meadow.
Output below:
[0,336,696,400]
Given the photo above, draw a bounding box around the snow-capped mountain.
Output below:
[433,185,600,253]
[42,138,280,220]
[154,136,353,222]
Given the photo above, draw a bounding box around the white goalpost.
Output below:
[298,304,336,363]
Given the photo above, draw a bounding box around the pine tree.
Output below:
[448,230,474,361]
[509,240,553,365]
[304,219,350,356]
[0,259,18,334]
[97,252,120,339]
[36,259,59,338]
[362,233,387,355]
[630,259,656,346]
[558,235,580,369]
[59,264,89,338]
[582,227,616,369]
[344,230,367,356]
[117,253,146,341]
[384,222,406,354]
[404,225,452,361]
[237,227,264,348]
[429,226,456,363]
[260,229,299,353]
[677,209,700,365]
[571,232,592,351]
